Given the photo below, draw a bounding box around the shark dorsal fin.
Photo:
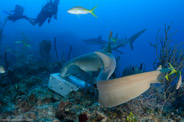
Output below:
[102,31,112,53]
[107,31,112,53]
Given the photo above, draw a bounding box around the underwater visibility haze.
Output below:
[0,0,184,121]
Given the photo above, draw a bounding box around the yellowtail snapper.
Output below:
[67,6,98,18]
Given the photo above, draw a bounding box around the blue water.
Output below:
[0,1,184,120]
[0,0,184,71]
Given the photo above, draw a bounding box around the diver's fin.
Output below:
[90,6,98,18]
[128,28,147,50]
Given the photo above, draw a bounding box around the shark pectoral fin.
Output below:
[129,42,134,50]
[96,68,109,82]
[60,62,74,77]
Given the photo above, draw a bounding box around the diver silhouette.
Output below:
[26,0,59,26]
[6,5,28,22]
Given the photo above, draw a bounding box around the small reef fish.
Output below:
[0,66,5,74]
[15,40,31,48]
[111,37,118,44]
[165,63,182,89]
[67,6,98,18]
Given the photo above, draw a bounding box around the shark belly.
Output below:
[60,52,103,77]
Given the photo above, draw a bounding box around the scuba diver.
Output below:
[26,0,59,26]
[6,5,28,22]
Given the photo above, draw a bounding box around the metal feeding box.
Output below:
[48,73,79,97]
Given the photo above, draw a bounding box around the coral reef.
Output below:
[149,24,184,115]
[39,40,52,62]
[0,60,184,121]
[0,20,6,46]
[0,25,183,121]
[122,63,145,77]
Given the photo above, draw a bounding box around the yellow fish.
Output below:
[111,38,118,44]
[165,63,177,81]
[164,63,182,89]
[67,6,98,18]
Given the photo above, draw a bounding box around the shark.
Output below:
[97,65,182,107]
[82,35,107,45]
[83,29,146,53]
[83,34,124,54]
[60,31,116,82]
[111,29,146,50]
[83,33,122,46]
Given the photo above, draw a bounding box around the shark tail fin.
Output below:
[90,6,98,18]
[128,28,147,50]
